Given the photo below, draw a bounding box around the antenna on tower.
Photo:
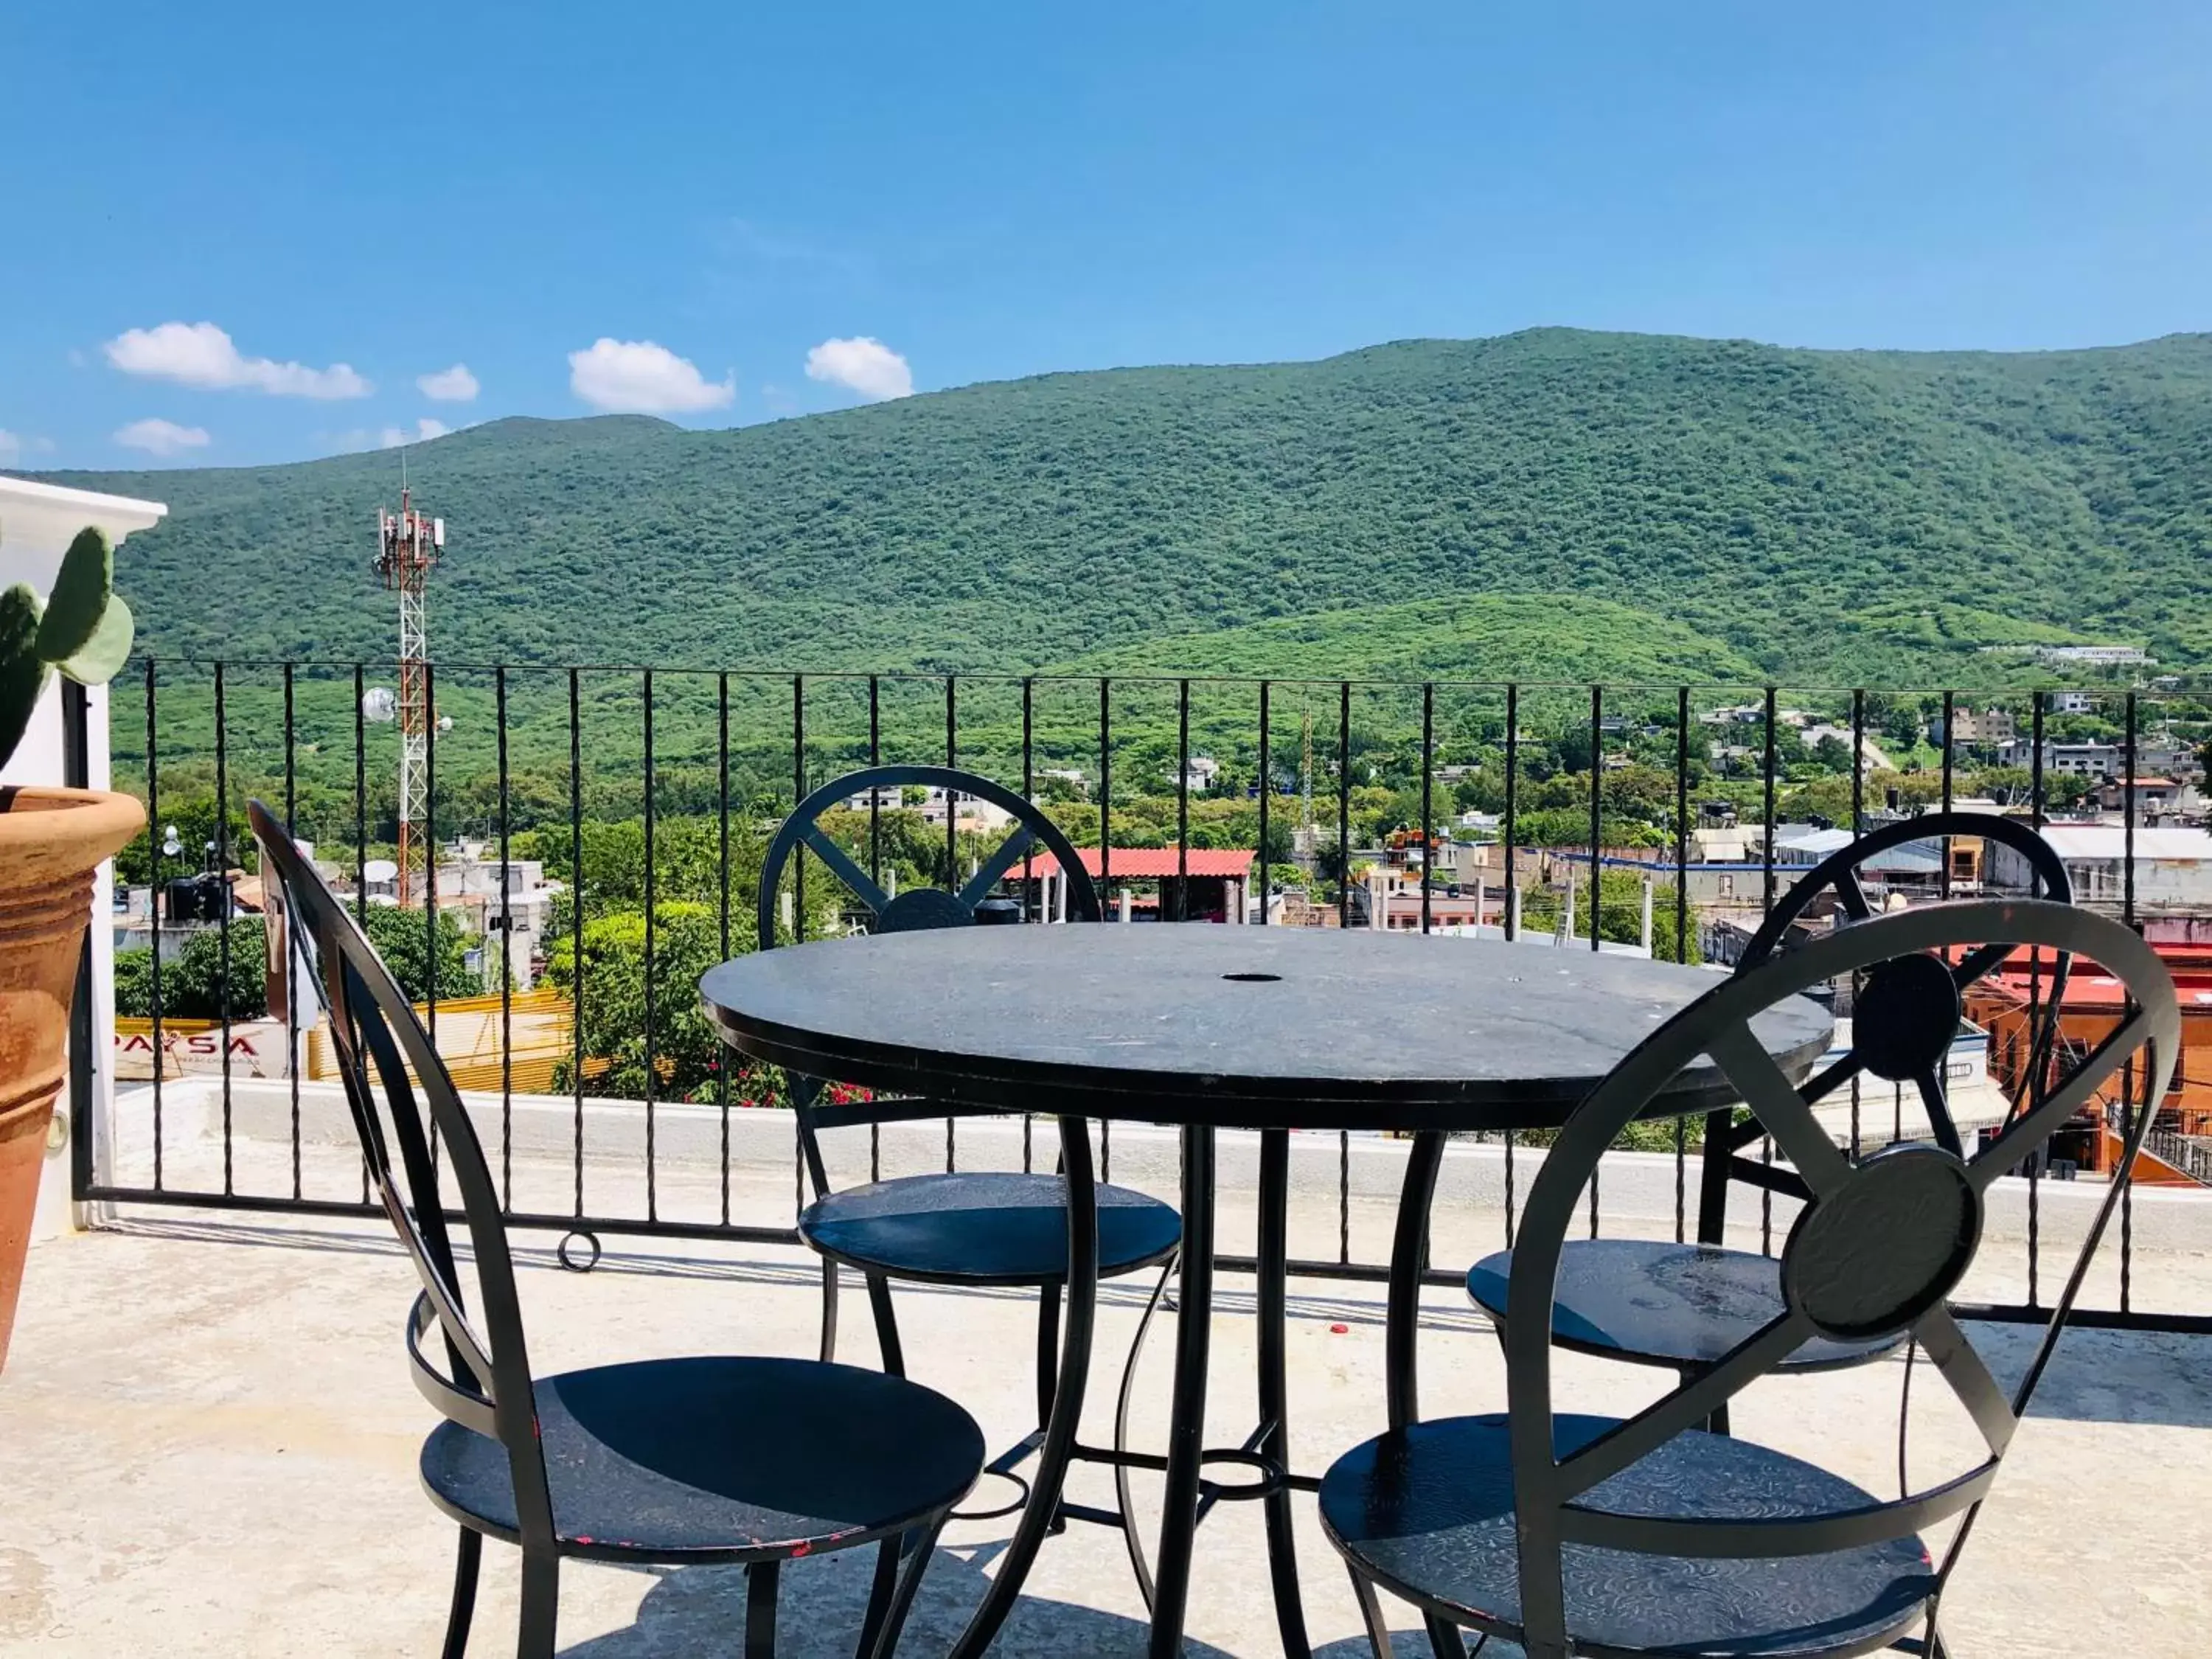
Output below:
[373,484,445,908]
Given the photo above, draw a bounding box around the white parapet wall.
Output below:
[1,476,169,1239]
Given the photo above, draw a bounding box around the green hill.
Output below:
[22,327,2212,683]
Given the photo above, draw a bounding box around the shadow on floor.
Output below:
[100,1215,1489,1335]
[555,1545,1239,1658]
[1962,1319,2212,1430]
[1313,1634,1524,1658]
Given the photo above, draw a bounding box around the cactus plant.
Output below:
[0,525,135,771]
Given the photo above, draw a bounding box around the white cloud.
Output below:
[0,431,19,461]
[115,418,212,456]
[567,338,734,413]
[382,417,451,447]
[804,336,914,402]
[104,321,372,399]
[417,363,479,402]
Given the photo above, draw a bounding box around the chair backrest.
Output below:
[248,800,558,1555]
[755,765,1102,1193]
[1503,899,2176,1659]
[1697,813,2074,1238]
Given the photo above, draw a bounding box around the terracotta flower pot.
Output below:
[0,786,144,1370]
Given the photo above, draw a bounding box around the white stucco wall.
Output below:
[1,476,167,1237]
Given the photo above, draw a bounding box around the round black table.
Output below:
[701,925,1832,1659]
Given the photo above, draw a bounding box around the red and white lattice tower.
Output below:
[375,487,443,907]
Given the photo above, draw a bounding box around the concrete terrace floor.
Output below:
[5,1183,2212,1659]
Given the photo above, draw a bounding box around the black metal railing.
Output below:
[75,658,2212,1334]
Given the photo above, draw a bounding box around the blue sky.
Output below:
[4,1,2208,469]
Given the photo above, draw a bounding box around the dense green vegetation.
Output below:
[30,327,2212,685]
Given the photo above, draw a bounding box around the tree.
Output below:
[1517,869,1701,964]
[542,901,782,1105]
[114,905,479,1020]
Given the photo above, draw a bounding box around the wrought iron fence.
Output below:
[73,658,2212,1335]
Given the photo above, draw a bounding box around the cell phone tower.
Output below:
[374,484,444,908]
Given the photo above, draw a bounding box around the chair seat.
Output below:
[1320,1413,1934,1658]
[799,1172,1181,1286]
[420,1355,984,1565]
[1467,1239,1901,1373]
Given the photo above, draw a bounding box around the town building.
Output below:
[1985,824,2212,911]
[1004,846,1256,924]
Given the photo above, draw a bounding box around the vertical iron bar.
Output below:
[2122,689,2138,1304]
[352,664,367,927]
[1675,687,1690,961]
[1593,678,1610,1239]
[795,675,809,1216]
[497,667,512,1209]
[717,672,732,1223]
[1674,684,1690,1241]
[1256,681,1270,928]
[1422,683,1435,936]
[1177,678,1190,922]
[1587,684,1601,951]
[1100,678,1113,896]
[1020,675,1034,917]
[872,674,884,1183]
[569,668,585,1220]
[2124,691,2138,925]
[2027,690,2046,1305]
[1760,684,1775,1252]
[424,659,438,1051]
[1761,685,1777,914]
[145,658,164,1191]
[214,661,232,1196]
[947,674,959,1172]
[1022,675,1034,1174]
[643,669,657,1222]
[869,676,883,886]
[1851,688,1865,1161]
[1941,689,1956,899]
[1337,681,1351,928]
[1503,685,1520,941]
[284,663,299,1200]
[355,662,368,1207]
[793,675,807,942]
[945,674,959,885]
[1503,680,1520,1244]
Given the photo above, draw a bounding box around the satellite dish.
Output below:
[364,859,399,883]
[362,687,397,723]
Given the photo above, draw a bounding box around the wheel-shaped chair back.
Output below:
[1699,813,2073,1239]
[756,765,1101,1194]
[248,800,560,1560]
[1503,900,2177,1659]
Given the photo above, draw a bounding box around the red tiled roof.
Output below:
[1018,846,1255,880]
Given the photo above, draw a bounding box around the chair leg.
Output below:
[515,1549,559,1659]
[856,1535,902,1659]
[441,1526,481,1659]
[1684,1365,1731,1436]
[865,1271,906,1377]
[1419,1613,1467,1658]
[1346,1567,1398,1659]
[865,1514,947,1659]
[1113,1253,1177,1610]
[746,1560,781,1659]
[819,1259,841,1364]
[1034,1280,1062,1428]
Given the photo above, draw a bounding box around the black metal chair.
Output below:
[1467,815,2072,1421]
[248,801,985,1659]
[1324,899,2176,1658]
[757,765,1181,1541]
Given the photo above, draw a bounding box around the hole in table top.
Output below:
[1222,972,1283,983]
